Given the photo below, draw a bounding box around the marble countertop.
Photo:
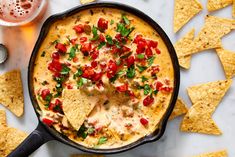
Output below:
[0,0,235,157]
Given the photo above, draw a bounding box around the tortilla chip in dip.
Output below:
[0,109,6,127]
[62,89,98,131]
[184,15,235,56]
[71,155,104,157]
[192,150,228,157]
[0,70,24,117]
[180,101,222,135]
[173,0,203,32]
[207,0,232,12]
[174,29,195,69]
[187,79,232,114]
[216,48,235,79]
[169,98,188,120]
[80,0,95,4]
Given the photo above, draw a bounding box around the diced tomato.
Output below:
[133,34,143,44]
[97,18,108,31]
[91,50,99,60]
[91,61,98,68]
[127,90,135,98]
[122,46,131,53]
[70,38,77,45]
[41,89,50,100]
[100,62,107,70]
[155,81,163,90]
[136,47,145,54]
[140,118,149,126]
[80,37,88,43]
[147,40,158,48]
[52,52,60,60]
[67,84,73,89]
[99,34,105,42]
[73,24,84,33]
[80,43,92,56]
[96,80,104,89]
[115,33,122,42]
[151,66,160,76]
[107,60,118,78]
[110,45,120,54]
[137,40,146,49]
[48,59,62,73]
[82,66,95,79]
[92,72,103,82]
[116,83,128,92]
[55,43,67,53]
[42,118,54,126]
[49,99,63,113]
[126,55,135,68]
[72,57,78,63]
[155,48,161,54]
[143,95,154,106]
[161,86,173,93]
[145,48,153,58]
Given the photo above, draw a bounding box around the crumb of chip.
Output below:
[62,89,98,131]
[184,15,235,56]
[173,0,203,33]
[169,98,188,120]
[80,0,95,4]
[0,70,24,117]
[0,109,7,127]
[174,29,195,69]
[207,0,232,12]
[192,150,228,157]
[216,48,235,79]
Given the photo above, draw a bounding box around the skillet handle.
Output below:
[7,123,55,157]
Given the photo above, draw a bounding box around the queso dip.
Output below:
[33,7,174,148]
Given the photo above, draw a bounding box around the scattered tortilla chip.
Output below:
[0,70,24,117]
[233,0,235,18]
[180,101,222,135]
[187,79,232,114]
[80,0,95,4]
[0,127,27,157]
[174,29,195,69]
[169,98,188,120]
[0,109,6,127]
[173,0,203,32]
[216,48,235,79]
[62,89,98,131]
[184,16,235,56]
[192,150,228,157]
[207,0,232,12]
[71,155,104,157]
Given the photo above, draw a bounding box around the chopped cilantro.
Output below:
[116,23,135,37]
[51,39,59,45]
[147,56,156,66]
[109,74,118,83]
[136,65,148,73]
[77,124,88,139]
[77,77,87,87]
[143,84,151,95]
[98,42,106,50]
[68,46,76,60]
[60,65,71,75]
[126,65,135,78]
[98,137,107,145]
[115,41,121,49]
[141,76,148,82]
[87,127,95,135]
[122,14,130,25]
[45,94,52,102]
[90,26,99,41]
[110,19,114,25]
[137,54,145,59]
[73,68,83,79]
[153,90,158,95]
[106,35,114,45]
[116,60,121,66]
[117,70,125,75]
[41,51,46,57]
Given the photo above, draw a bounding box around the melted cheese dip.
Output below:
[33,7,174,149]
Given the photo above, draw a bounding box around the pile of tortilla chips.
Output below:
[0,109,28,157]
[0,70,24,117]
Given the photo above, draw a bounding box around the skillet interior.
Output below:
[28,2,180,154]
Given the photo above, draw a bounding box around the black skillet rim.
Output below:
[28,2,180,154]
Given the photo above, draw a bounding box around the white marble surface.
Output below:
[0,0,235,156]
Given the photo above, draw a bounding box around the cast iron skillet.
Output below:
[8,2,180,157]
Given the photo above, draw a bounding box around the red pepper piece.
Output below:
[116,83,128,92]
[97,18,108,31]
[42,118,54,126]
[73,24,84,33]
[143,95,154,106]
[55,43,67,53]
[140,118,149,126]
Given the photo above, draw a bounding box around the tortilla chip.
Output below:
[0,70,24,117]
[184,16,235,56]
[233,0,235,19]
[174,0,203,33]
[180,101,222,135]
[62,89,98,130]
[0,109,7,127]
[80,0,95,4]
[216,48,235,79]
[174,29,195,69]
[0,127,27,157]
[187,79,232,114]
[207,0,232,12]
[169,98,188,120]
[192,150,228,157]
[71,155,104,157]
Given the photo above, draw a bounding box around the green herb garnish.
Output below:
[87,127,95,135]
[98,137,107,145]
[110,19,114,25]
[98,42,106,49]
[120,52,132,59]
[45,94,52,102]
[68,46,76,60]
[137,54,145,59]
[136,65,148,73]
[60,65,71,75]
[147,56,156,66]
[51,39,59,45]
[77,124,88,139]
[141,76,148,82]
[122,14,130,25]
[73,68,83,79]
[106,35,114,45]
[153,90,158,95]
[77,77,87,87]
[90,26,99,41]
[116,23,135,37]
[143,84,151,95]
[126,65,135,78]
